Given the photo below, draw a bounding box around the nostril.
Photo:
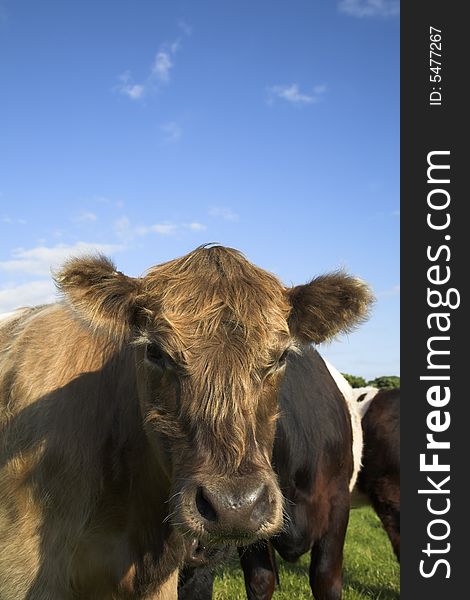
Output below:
[250,485,270,526]
[196,487,218,523]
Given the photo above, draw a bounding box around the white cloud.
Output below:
[113,216,135,243]
[0,280,57,313]
[75,211,98,223]
[187,222,206,231]
[2,215,27,225]
[0,242,124,276]
[177,20,192,36]
[170,40,181,54]
[155,223,177,235]
[124,84,145,100]
[338,0,400,18]
[114,216,206,240]
[90,196,125,210]
[115,71,146,100]
[142,223,179,236]
[267,83,327,106]
[152,51,173,83]
[114,215,131,231]
[312,84,327,95]
[209,206,239,222]
[116,29,186,101]
[160,121,182,143]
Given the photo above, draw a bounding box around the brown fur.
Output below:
[54,254,145,344]
[0,245,372,599]
[287,271,373,344]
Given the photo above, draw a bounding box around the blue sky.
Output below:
[0,0,399,379]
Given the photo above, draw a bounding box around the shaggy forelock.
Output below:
[139,246,291,468]
[142,245,291,361]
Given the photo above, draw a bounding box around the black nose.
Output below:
[195,484,270,535]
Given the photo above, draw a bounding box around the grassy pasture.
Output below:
[213,507,400,599]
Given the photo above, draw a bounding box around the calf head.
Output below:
[56,245,372,545]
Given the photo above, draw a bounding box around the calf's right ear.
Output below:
[54,255,145,342]
[286,271,374,345]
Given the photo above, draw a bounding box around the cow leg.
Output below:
[369,478,400,562]
[178,565,214,600]
[309,496,349,600]
[238,542,278,600]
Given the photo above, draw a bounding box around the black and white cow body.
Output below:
[356,387,400,561]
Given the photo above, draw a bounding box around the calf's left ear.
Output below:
[286,272,374,345]
[54,255,145,342]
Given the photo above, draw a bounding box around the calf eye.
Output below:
[277,348,290,367]
[146,344,170,369]
[263,348,292,378]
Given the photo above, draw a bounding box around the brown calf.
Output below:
[0,245,372,599]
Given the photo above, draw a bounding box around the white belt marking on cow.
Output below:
[352,386,380,418]
[322,357,363,491]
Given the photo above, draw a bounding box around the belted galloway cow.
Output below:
[0,244,372,599]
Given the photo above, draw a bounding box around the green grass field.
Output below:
[213,507,400,599]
